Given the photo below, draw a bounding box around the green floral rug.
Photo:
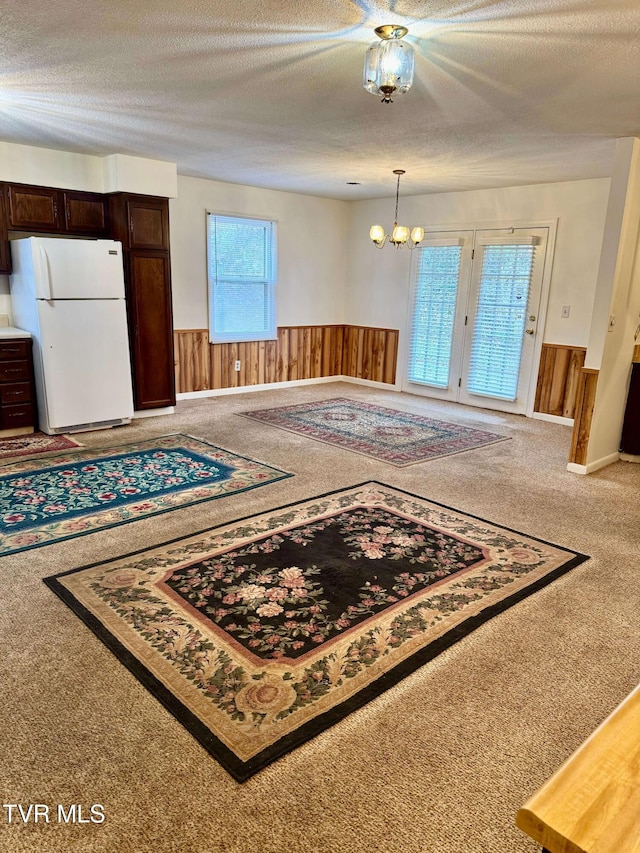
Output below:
[1,434,290,555]
[45,482,587,781]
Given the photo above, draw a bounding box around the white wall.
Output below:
[0,143,177,196]
[345,178,611,352]
[169,175,350,331]
[585,138,640,466]
[0,142,105,193]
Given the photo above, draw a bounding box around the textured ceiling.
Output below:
[0,0,639,199]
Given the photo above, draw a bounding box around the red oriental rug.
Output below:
[239,398,509,465]
[0,432,83,461]
[45,482,587,781]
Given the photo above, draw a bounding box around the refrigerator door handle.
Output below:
[38,246,54,301]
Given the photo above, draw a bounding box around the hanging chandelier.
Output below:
[363,25,415,104]
[370,170,424,249]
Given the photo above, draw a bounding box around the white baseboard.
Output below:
[533,412,574,426]
[567,451,620,475]
[176,375,396,401]
[620,452,640,463]
[133,406,175,419]
[336,376,402,392]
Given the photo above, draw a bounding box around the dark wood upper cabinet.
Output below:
[63,191,109,236]
[109,194,170,250]
[0,188,10,274]
[128,198,170,250]
[3,183,109,239]
[6,184,62,231]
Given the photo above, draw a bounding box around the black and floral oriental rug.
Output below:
[45,482,588,781]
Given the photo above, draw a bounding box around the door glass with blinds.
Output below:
[207,213,277,344]
[404,232,473,401]
[404,227,548,415]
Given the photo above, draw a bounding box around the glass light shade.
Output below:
[411,226,425,244]
[370,224,385,243]
[392,224,410,243]
[363,37,414,97]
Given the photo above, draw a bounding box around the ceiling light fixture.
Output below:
[370,170,424,249]
[363,25,415,104]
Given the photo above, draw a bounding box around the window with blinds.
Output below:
[207,214,277,344]
[467,243,535,400]
[408,243,463,388]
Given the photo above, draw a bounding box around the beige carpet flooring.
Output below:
[1,381,638,853]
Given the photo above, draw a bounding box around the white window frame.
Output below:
[206,212,278,344]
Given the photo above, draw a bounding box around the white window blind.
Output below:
[408,243,463,388]
[467,243,535,400]
[207,214,277,344]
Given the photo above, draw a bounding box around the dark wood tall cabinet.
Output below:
[620,361,640,455]
[108,194,176,410]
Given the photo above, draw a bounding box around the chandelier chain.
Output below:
[394,173,401,224]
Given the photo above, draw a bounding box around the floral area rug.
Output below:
[239,398,509,465]
[45,481,587,781]
[0,432,83,461]
[0,434,290,556]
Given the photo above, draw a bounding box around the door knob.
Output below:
[525,328,535,335]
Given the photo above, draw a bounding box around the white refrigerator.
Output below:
[9,237,134,434]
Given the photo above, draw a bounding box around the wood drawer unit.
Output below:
[0,382,31,405]
[0,339,30,361]
[0,338,36,434]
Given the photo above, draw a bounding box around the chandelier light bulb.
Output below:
[370,224,385,244]
[392,224,410,244]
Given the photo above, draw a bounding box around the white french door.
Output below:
[403,227,550,415]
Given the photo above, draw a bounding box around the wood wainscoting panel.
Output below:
[535,343,587,419]
[174,325,399,394]
[569,368,599,466]
[174,329,210,392]
[341,326,398,384]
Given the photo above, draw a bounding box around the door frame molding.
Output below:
[398,217,558,417]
